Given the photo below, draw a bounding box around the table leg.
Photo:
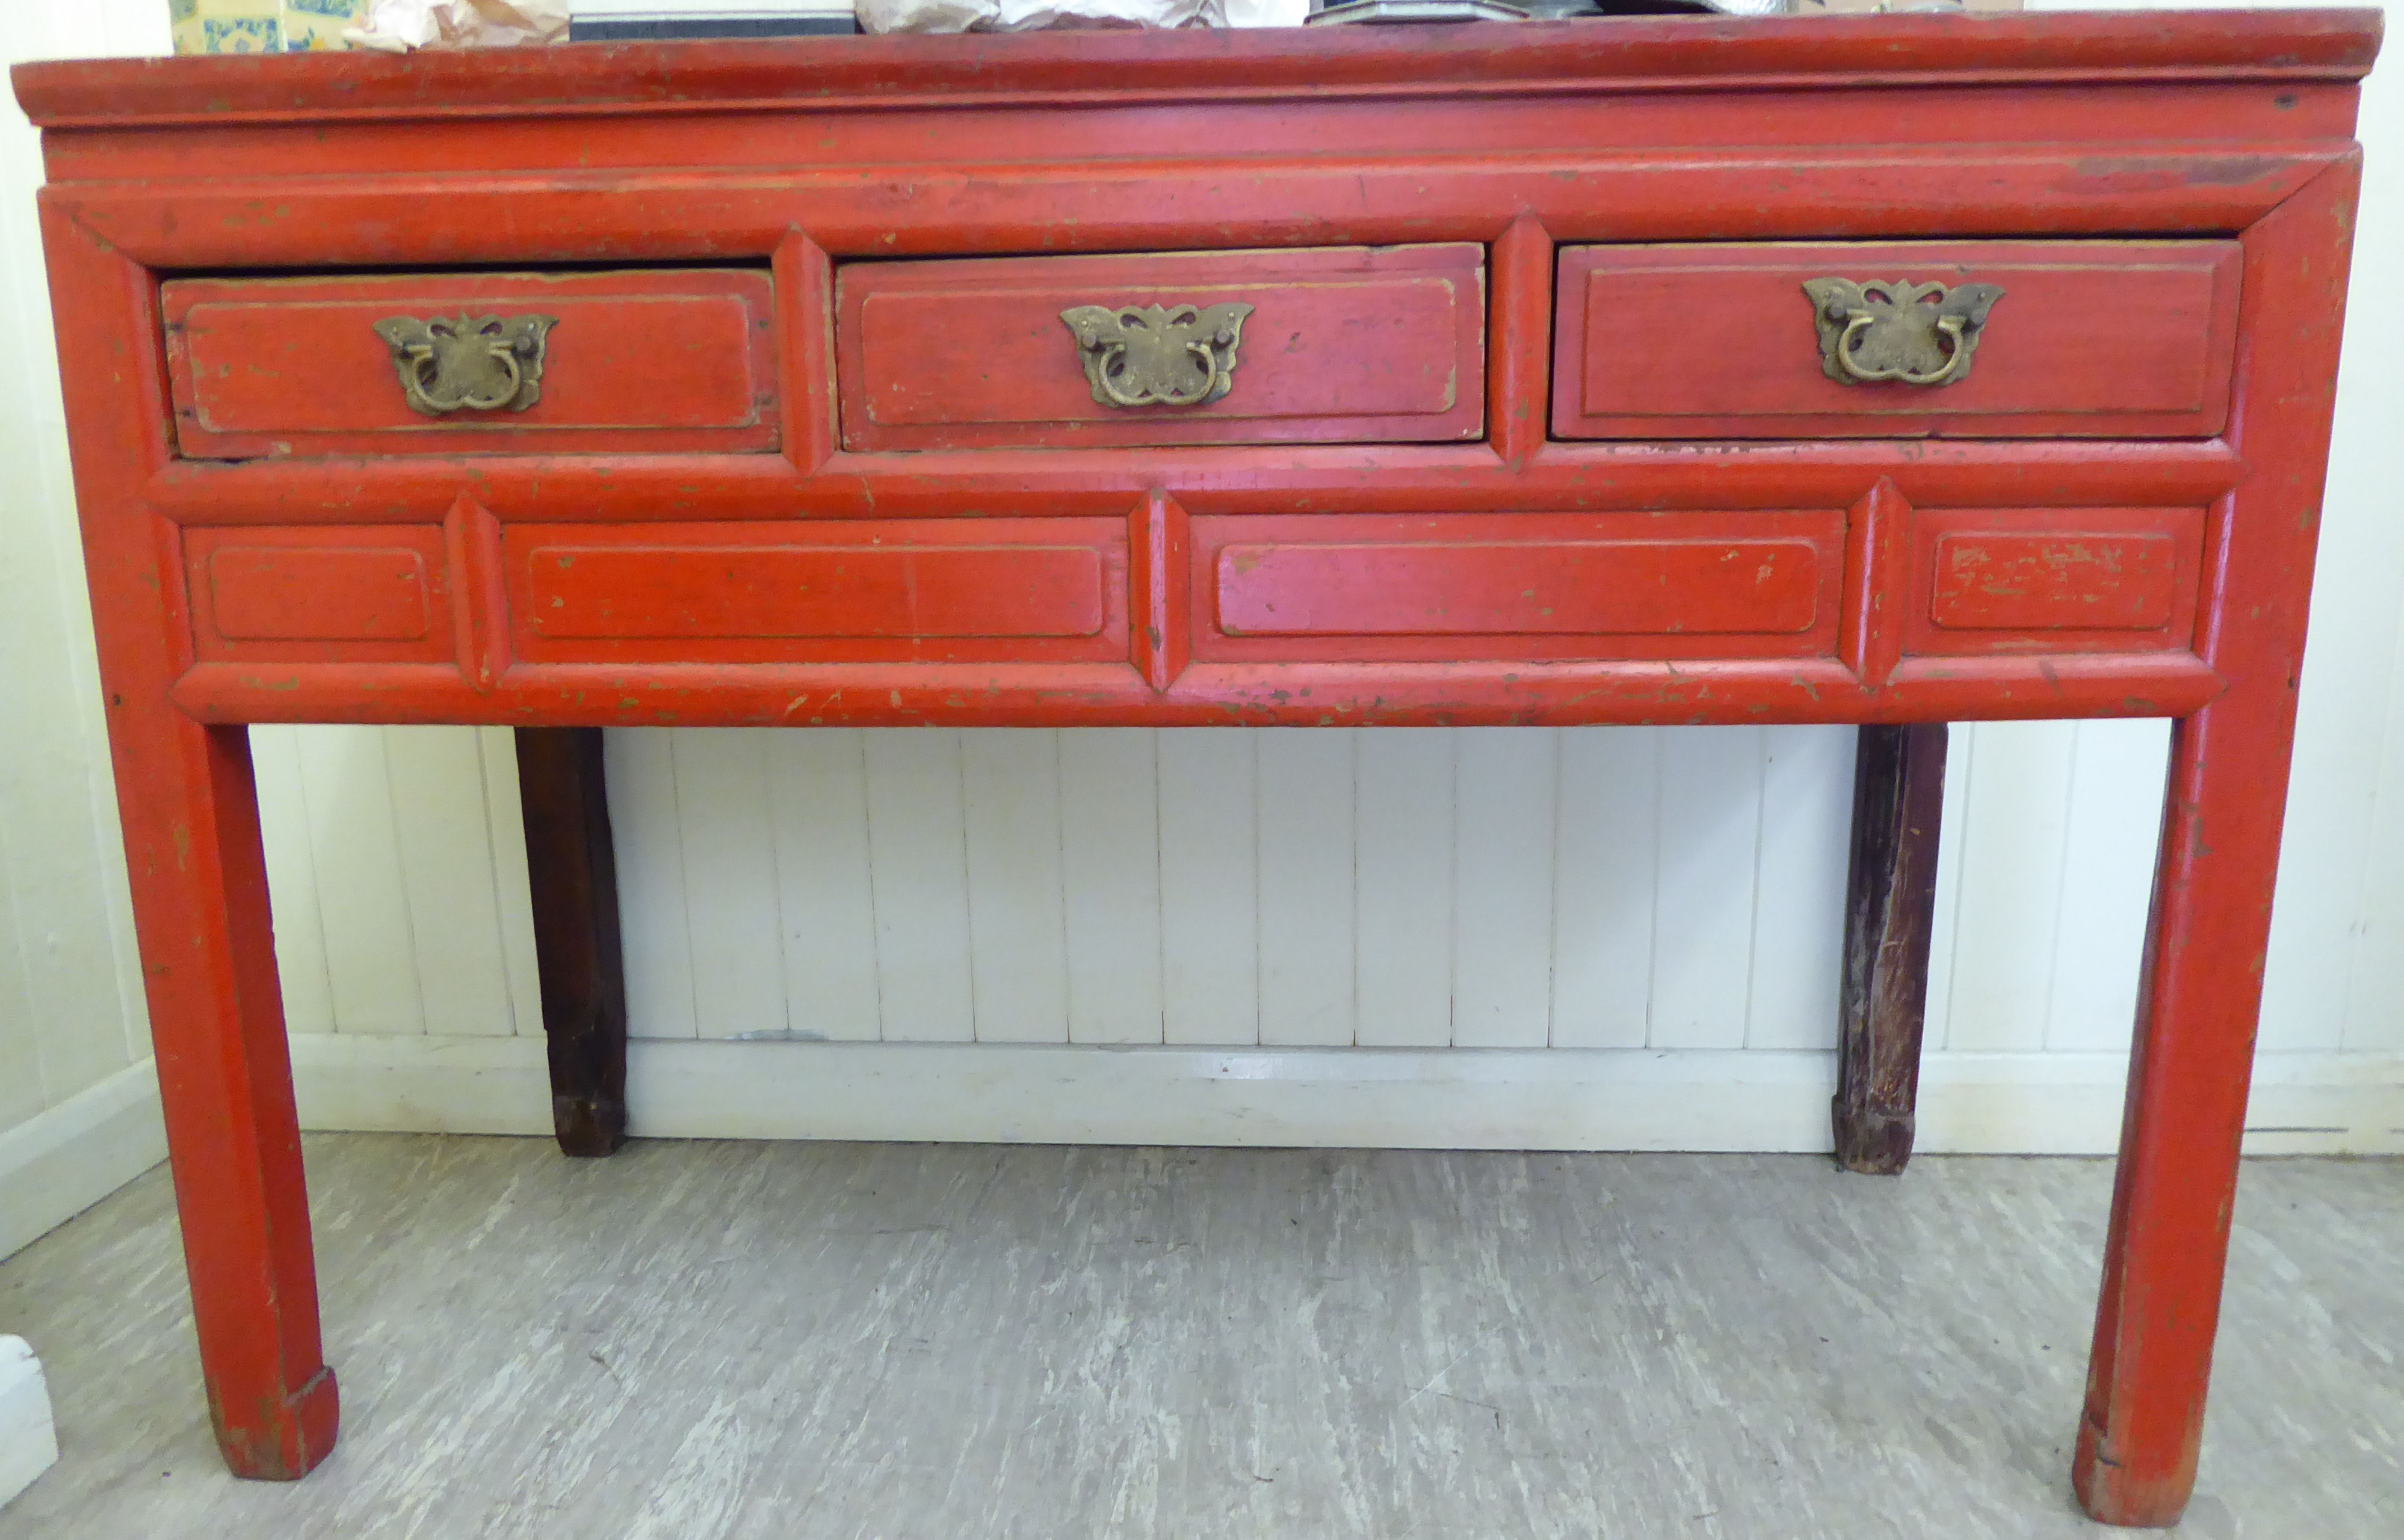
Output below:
[128,723,339,1478]
[515,726,629,1157]
[1834,722,1947,1174]
[37,212,337,1477]
[2071,698,2285,1526]
[2069,153,2355,1526]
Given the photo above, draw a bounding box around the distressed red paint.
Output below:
[9,14,2377,1526]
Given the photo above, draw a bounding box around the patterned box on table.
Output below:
[171,0,371,53]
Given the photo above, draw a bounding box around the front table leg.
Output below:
[2072,699,2284,1525]
[128,722,338,1478]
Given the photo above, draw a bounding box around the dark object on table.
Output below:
[570,12,859,37]
[1307,0,1528,22]
[1522,0,1721,15]
[1312,0,1729,19]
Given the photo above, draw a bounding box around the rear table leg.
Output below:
[1834,722,1947,1174]
[515,726,629,1157]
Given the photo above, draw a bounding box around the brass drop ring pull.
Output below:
[372,312,557,416]
[1803,277,2004,388]
[1060,301,1253,409]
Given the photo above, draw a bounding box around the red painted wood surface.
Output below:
[1907,505,2204,659]
[1556,240,2242,440]
[11,14,2380,129]
[530,546,1103,641]
[2067,149,2365,1532]
[205,546,432,642]
[166,653,2233,732]
[1196,513,1842,661]
[33,202,339,1481]
[1217,539,1823,637]
[10,13,2379,1521]
[504,518,1126,665]
[1130,489,1193,692]
[164,270,779,458]
[34,128,2357,283]
[1930,535,2175,631]
[134,440,2251,527]
[835,245,1484,450]
[184,525,454,664]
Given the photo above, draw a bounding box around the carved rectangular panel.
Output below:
[835,245,1486,451]
[212,549,430,642]
[1217,540,1822,636]
[1905,507,2204,658]
[162,269,779,459]
[505,519,1127,665]
[1555,240,2241,440]
[185,525,453,664]
[1929,532,2179,632]
[1193,512,1844,662]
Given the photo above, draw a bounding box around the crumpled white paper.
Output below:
[345,0,570,51]
[861,0,1226,33]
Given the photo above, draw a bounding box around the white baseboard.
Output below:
[287,1034,2404,1156]
[0,1061,167,1264]
[291,1033,556,1138]
[0,1337,56,1511]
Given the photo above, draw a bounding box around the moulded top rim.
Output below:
[9,9,2385,131]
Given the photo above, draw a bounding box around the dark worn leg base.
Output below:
[210,1364,340,1481]
[1831,1098,1916,1176]
[1834,722,1948,1175]
[550,1088,627,1159]
[515,726,629,1158]
[2072,1409,2194,1529]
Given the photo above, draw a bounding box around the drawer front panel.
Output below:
[164,270,779,459]
[836,245,1485,451]
[1196,513,1844,663]
[507,519,1126,665]
[185,526,453,664]
[1555,240,2240,440]
[1906,507,2204,658]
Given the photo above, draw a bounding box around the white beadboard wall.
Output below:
[4,3,2402,1254]
[0,0,171,1262]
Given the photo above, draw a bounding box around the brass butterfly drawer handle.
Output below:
[372,312,557,415]
[1059,301,1253,408]
[1803,278,2004,388]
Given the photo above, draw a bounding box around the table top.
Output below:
[12,10,2384,128]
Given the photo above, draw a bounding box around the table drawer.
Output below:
[1194,512,1844,663]
[505,519,1128,665]
[835,245,1485,451]
[1904,506,2205,660]
[163,270,779,459]
[185,526,455,665]
[1554,241,2240,440]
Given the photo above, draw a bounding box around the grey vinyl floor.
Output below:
[0,1138,2398,1539]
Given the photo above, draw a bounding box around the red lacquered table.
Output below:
[11,12,2378,1524]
